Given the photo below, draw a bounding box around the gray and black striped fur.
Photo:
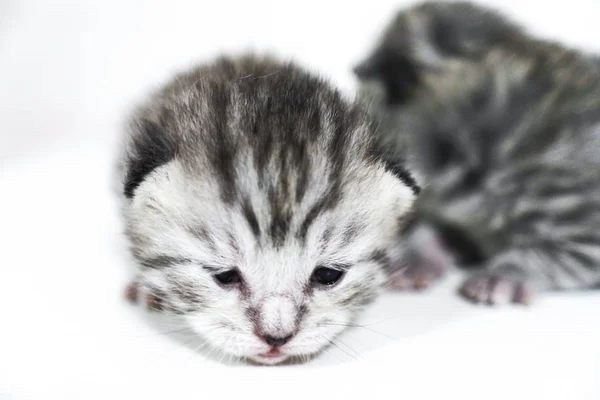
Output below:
[117,54,417,364]
[355,1,600,304]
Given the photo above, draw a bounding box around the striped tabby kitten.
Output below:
[355,1,600,304]
[117,55,418,364]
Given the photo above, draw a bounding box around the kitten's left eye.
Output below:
[214,269,241,286]
[311,266,345,286]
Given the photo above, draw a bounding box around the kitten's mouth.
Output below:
[251,348,289,365]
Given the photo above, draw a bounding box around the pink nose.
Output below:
[261,334,293,347]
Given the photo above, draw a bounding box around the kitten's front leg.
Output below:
[459,243,600,305]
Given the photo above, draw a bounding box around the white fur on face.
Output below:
[125,158,414,364]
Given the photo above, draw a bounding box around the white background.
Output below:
[1,0,600,399]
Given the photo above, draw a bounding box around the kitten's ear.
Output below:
[354,49,420,105]
[123,119,176,199]
[378,154,421,196]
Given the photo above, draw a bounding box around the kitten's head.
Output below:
[120,56,418,364]
[354,1,523,105]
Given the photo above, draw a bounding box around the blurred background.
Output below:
[1,0,600,161]
[2,1,600,398]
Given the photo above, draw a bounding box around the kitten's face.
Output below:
[126,157,414,364]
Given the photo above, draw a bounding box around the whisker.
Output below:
[316,338,344,364]
[332,336,362,359]
[326,338,359,361]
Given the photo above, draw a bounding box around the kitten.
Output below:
[117,54,418,364]
[355,1,600,305]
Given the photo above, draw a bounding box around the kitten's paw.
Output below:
[124,280,164,311]
[459,272,532,305]
[388,259,447,290]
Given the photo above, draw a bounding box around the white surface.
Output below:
[1,1,600,399]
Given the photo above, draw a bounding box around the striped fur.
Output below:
[356,1,600,304]
[117,55,417,363]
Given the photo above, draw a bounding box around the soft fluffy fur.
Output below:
[117,55,417,364]
[355,1,600,304]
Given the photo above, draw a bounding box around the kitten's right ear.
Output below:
[381,156,421,196]
[123,119,176,199]
[354,50,420,105]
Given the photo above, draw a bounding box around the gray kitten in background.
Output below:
[117,55,418,364]
[355,1,600,305]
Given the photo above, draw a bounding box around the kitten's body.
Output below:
[117,55,417,363]
[356,2,600,304]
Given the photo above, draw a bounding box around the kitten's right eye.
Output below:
[213,269,241,286]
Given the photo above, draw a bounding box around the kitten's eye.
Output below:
[213,269,241,286]
[311,266,345,286]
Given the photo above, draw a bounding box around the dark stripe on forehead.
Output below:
[327,96,351,178]
[244,71,323,183]
[296,134,349,242]
[185,225,216,251]
[249,100,274,182]
[207,82,238,204]
[304,101,322,139]
[241,197,261,238]
[341,220,365,246]
[268,185,292,246]
[291,104,321,204]
[298,195,331,242]
[296,100,369,242]
[295,153,310,204]
[319,227,333,252]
